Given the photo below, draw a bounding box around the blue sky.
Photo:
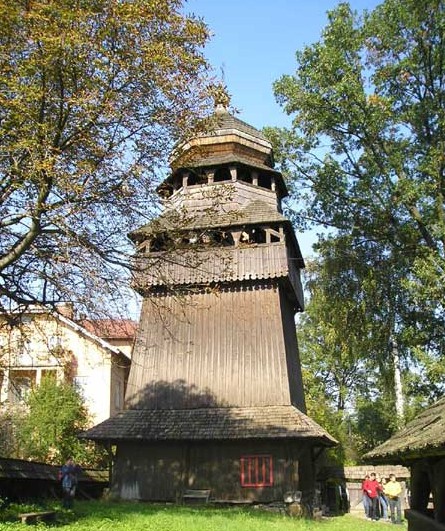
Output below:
[185,0,382,130]
[184,0,382,256]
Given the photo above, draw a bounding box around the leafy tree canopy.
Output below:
[16,376,105,466]
[268,0,445,320]
[267,0,445,457]
[267,0,445,399]
[0,0,215,317]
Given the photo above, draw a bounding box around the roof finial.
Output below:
[210,83,230,114]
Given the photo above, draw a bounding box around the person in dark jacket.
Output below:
[60,457,81,508]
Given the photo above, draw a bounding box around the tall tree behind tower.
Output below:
[267,0,445,407]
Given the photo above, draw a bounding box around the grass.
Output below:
[0,501,408,530]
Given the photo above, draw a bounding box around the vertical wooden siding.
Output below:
[126,283,302,409]
[279,286,306,412]
[113,440,308,502]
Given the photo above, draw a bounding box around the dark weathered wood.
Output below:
[19,511,56,525]
[125,284,303,410]
[83,107,335,504]
[111,440,313,503]
[405,509,445,531]
[133,242,304,311]
[182,489,211,503]
[432,458,445,524]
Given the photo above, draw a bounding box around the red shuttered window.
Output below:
[240,455,273,487]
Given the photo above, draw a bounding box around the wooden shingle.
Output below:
[80,405,337,446]
[364,397,445,462]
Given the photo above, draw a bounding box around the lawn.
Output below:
[0,501,408,530]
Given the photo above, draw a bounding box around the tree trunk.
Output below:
[392,340,404,424]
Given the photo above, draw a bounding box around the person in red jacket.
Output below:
[362,472,383,520]
[362,474,371,519]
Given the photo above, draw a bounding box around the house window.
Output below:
[17,338,32,365]
[48,335,62,349]
[9,374,33,403]
[240,455,273,487]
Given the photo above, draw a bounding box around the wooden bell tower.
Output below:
[84,106,336,504]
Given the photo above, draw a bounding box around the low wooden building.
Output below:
[365,397,445,531]
[0,457,108,501]
[82,104,336,506]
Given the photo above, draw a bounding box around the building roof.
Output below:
[174,153,280,175]
[210,110,270,143]
[79,319,137,340]
[133,242,300,288]
[80,405,337,446]
[0,457,108,482]
[54,312,131,361]
[163,107,290,200]
[130,199,289,240]
[0,305,132,362]
[364,397,445,463]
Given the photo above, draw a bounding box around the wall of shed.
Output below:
[406,510,445,531]
[410,457,445,526]
[126,283,304,409]
[111,440,314,503]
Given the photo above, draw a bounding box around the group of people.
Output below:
[362,472,403,524]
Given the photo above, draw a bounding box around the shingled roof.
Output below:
[130,199,288,241]
[79,319,137,340]
[175,153,279,174]
[0,457,108,482]
[80,405,337,446]
[364,397,445,463]
[211,110,270,143]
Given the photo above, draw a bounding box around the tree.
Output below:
[16,376,104,466]
[298,242,419,460]
[0,0,214,318]
[267,0,445,407]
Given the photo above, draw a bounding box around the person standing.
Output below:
[60,457,81,509]
[384,473,403,524]
[377,475,389,520]
[362,474,372,519]
[363,472,383,520]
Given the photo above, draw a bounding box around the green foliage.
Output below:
[0,405,26,458]
[0,501,406,530]
[351,397,396,456]
[302,367,350,465]
[268,0,445,457]
[269,0,445,353]
[0,0,214,315]
[16,376,106,466]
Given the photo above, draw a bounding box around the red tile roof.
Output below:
[79,319,137,340]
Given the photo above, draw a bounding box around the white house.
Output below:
[0,305,136,425]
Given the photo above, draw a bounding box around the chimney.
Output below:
[56,303,74,320]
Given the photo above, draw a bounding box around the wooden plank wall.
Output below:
[126,283,303,409]
[279,286,306,412]
[134,243,291,288]
[113,440,310,503]
[168,179,278,213]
